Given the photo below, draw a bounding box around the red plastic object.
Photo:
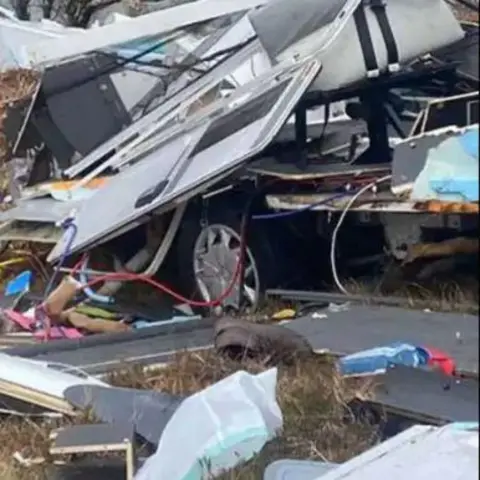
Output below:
[4,309,83,340]
[423,346,456,376]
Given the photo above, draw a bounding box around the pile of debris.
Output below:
[0,313,477,478]
[0,0,478,477]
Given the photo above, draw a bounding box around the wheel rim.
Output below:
[193,224,260,311]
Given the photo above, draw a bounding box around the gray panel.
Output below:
[284,305,479,374]
[0,197,80,223]
[42,54,131,157]
[53,423,134,449]
[64,385,184,446]
[12,328,215,374]
[249,0,347,60]
[373,365,479,423]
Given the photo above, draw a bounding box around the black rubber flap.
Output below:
[64,384,185,446]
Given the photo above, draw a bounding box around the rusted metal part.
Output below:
[415,200,479,213]
[404,237,479,263]
[266,193,422,213]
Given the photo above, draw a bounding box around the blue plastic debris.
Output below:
[411,126,479,202]
[133,315,202,329]
[429,179,479,202]
[4,270,32,297]
[457,128,479,159]
[338,342,429,376]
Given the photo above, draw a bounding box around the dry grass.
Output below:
[0,69,39,194]
[0,351,378,480]
[342,276,479,314]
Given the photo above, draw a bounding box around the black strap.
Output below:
[369,0,400,72]
[354,5,379,78]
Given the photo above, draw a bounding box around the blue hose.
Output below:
[251,192,347,220]
[78,256,114,304]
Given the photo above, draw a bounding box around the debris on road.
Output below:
[0,0,478,477]
[337,342,456,377]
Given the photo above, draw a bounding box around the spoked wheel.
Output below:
[193,224,261,312]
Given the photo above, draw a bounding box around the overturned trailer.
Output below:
[0,0,478,311]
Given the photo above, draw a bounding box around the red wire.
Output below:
[76,233,248,308]
[80,261,244,308]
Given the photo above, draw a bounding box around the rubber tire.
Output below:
[173,201,282,312]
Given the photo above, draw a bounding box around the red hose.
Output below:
[76,227,248,308]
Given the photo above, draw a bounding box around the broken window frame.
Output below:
[47,58,320,261]
[118,56,318,169]
[63,39,261,181]
[417,91,479,134]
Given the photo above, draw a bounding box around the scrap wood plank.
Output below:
[0,379,76,415]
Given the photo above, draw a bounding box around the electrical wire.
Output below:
[75,206,251,309]
[330,174,393,295]
[62,191,266,310]
[43,181,386,311]
[68,192,346,307]
[77,203,187,303]
[252,192,347,220]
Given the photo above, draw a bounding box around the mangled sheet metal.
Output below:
[250,0,464,91]
[47,58,321,261]
[0,0,469,257]
[22,0,270,66]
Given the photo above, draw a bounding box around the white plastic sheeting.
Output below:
[135,368,282,480]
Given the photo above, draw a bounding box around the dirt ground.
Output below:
[0,351,378,480]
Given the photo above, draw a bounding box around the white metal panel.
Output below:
[24,0,269,66]
[47,127,206,262]
[317,424,479,480]
[0,352,108,399]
